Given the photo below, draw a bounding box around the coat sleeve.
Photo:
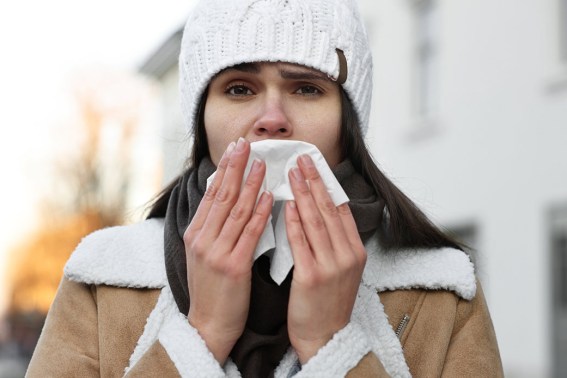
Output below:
[27,278,228,378]
[441,282,504,377]
[123,342,181,377]
[346,353,391,378]
[127,311,227,377]
[295,322,390,378]
[26,278,100,377]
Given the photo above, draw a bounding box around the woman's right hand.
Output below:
[183,138,273,365]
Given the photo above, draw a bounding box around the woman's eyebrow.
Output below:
[218,64,329,81]
[279,69,329,81]
[222,63,261,74]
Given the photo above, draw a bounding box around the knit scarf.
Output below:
[164,156,382,377]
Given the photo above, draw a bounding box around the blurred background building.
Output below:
[0,0,565,377]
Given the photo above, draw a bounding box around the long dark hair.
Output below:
[147,88,462,251]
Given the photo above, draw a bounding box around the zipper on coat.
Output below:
[395,314,410,339]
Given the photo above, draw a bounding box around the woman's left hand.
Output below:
[285,154,367,364]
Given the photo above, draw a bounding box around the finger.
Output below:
[297,155,352,256]
[186,141,235,235]
[284,200,315,271]
[336,204,359,244]
[232,191,273,263]
[217,158,267,249]
[288,166,334,262]
[201,138,252,241]
[337,203,367,261]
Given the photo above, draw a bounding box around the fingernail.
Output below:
[299,154,314,167]
[250,158,262,173]
[291,167,304,181]
[288,200,296,209]
[226,141,236,156]
[260,191,272,204]
[236,137,246,152]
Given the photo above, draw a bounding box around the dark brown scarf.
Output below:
[164,157,382,377]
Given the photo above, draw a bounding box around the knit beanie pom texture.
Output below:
[179,0,373,136]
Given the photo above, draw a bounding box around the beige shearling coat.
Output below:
[27,219,503,377]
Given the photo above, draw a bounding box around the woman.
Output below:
[28,0,503,376]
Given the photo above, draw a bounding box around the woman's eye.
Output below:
[226,85,252,96]
[296,85,321,95]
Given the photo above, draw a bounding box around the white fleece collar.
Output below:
[64,218,476,299]
[64,218,168,289]
[362,234,476,300]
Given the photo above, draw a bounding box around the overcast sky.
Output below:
[0,0,197,310]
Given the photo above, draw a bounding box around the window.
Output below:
[551,206,567,309]
[447,223,479,269]
[413,0,439,118]
[550,205,567,377]
[555,233,567,307]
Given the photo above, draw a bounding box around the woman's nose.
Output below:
[253,96,292,137]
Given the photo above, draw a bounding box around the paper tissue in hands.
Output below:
[207,140,349,284]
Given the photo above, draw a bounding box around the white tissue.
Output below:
[207,140,349,284]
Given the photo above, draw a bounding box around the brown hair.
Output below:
[147,88,461,251]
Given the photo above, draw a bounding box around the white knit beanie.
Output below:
[179,0,373,136]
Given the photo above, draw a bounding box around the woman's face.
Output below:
[204,62,342,166]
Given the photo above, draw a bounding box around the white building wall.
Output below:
[359,0,567,376]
